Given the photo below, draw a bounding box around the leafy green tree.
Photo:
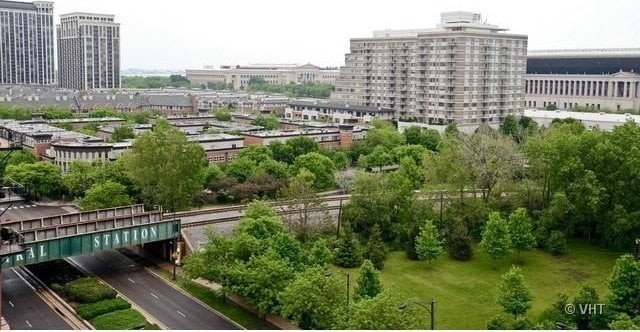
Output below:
[286,136,319,158]
[41,106,74,119]
[608,313,639,330]
[359,146,394,170]
[334,228,362,268]
[280,267,345,329]
[292,152,336,190]
[365,224,387,269]
[268,141,295,164]
[225,157,258,182]
[62,161,100,197]
[403,126,423,145]
[122,119,205,211]
[271,232,303,268]
[79,181,132,210]
[501,115,519,137]
[280,169,328,242]
[251,114,280,130]
[480,212,512,267]
[111,125,135,142]
[213,108,232,121]
[336,292,424,329]
[415,220,443,267]
[546,230,568,256]
[446,225,474,261]
[572,284,600,329]
[497,266,532,319]
[445,123,458,136]
[607,254,640,315]
[4,162,62,198]
[486,314,512,329]
[354,260,383,301]
[507,208,536,261]
[538,292,572,329]
[307,237,333,267]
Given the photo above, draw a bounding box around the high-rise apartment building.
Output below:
[0,0,54,85]
[332,11,528,129]
[57,13,120,90]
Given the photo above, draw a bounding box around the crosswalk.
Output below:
[0,204,38,211]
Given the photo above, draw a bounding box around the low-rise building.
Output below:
[188,134,245,163]
[186,63,339,89]
[286,99,395,125]
[242,125,366,148]
[523,109,640,131]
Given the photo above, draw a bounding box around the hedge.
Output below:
[76,297,131,320]
[63,277,117,304]
[91,309,146,330]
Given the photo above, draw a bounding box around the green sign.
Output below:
[2,220,180,268]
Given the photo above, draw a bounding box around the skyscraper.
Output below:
[332,11,528,130]
[57,12,120,90]
[0,0,54,85]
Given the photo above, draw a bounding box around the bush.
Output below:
[447,232,474,261]
[63,277,117,304]
[50,283,64,293]
[513,317,532,330]
[486,314,511,329]
[76,297,131,320]
[546,231,568,256]
[91,309,146,330]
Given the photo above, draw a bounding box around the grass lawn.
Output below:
[335,240,622,329]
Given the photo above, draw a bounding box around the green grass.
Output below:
[335,241,621,329]
[91,309,146,330]
[76,297,131,320]
[149,267,266,329]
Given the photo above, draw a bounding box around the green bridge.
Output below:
[1,205,180,268]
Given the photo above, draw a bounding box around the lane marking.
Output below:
[25,320,32,328]
[127,278,136,284]
[177,310,186,318]
[8,301,14,307]
[150,292,159,299]
[19,206,24,209]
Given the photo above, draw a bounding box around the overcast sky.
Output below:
[53,0,639,70]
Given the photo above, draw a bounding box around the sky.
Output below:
[52,0,640,70]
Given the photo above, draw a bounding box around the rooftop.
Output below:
[528,48,640,58]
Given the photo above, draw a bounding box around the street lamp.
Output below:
[399,299,436,330]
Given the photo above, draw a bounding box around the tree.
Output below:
[279,169,329,242]
[280,267,345,329]
[358,146,393,170]
[213,108,232,121]
[447,226,474,261]
[415,220,443,267]
[501,115,519,137]
[608,313,639,330]
[486,315,511,329]
[445,123,458,136]
[79,181,132,210]
[572,284,600,329]
[403,126,423,145]
[336,292,424,329]
[480,212,512,267]
[354,260,383,301]
[111,125,135,142]
[286,136,319,159]
[497,266,532,319]
[365,224,387,269]
[546,230,568,255]
[334,228,362,268]
[507,208,536,261]
[607,254,640,315]
[268,141,295,164]
[307,237,333,267]
[251,114,280,130]
[121,119,206,211]
[4,162,62,198]
[292,152,336,190]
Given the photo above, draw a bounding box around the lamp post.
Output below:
[399,299,436,330]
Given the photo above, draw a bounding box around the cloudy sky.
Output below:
[53,0,639,70]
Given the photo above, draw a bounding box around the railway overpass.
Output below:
[0,205,180,268]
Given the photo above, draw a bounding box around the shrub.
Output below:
[76,297,131,320]
[486,314,511,329]
[144,322,161,330]
[91,309,146,330]
[513,317,532,330]
[63,277,117,304]
[50,283,64,293]
[447,232,473,261]
[546,231,568,256]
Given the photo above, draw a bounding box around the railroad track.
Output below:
[181,205,342,229]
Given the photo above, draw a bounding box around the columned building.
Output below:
[331,11,528,130]
[525,49,640,112]
[57,12,120,90]
[0,0,55,85]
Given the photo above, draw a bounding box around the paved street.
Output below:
[1,269,71,330]
[0,202,77,223]
[68,250,239,330]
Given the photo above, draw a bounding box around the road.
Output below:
[0,202,77,223]
[68,250,239,330]
[1,269,71,330]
